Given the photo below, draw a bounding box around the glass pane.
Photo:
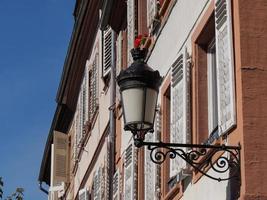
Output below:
[144,88,158,124]
[122,88,144,124]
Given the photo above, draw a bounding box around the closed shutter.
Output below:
[170,48,191,177]
[127,0,136,64]
[103,27,112,77]
[79,188,89,200]
[215,0,236,135]
[147,0,157,28]
[123,142,137,200]
[52,131,69,183]
[113,169,121,200]
[144,108,161,200]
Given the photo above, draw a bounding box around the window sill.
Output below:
[163,182,183,200]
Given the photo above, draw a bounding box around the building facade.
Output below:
[39,0,267,200]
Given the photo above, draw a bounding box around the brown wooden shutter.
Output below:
[52,131,69,184]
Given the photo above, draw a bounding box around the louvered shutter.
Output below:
[144,108,161,200]
[93,168,103,200]
[52,131,69,183]
[170,49,191,177]
[74,113,80,161]
[147,0,157,28]
[48,191,59,200]
[215,0,236,135]
[154,108,161,199]
[127,0,136,64]
[116,32,123,102]
[103,27,112,77]
[83,66,89,123]
[123,142,137,200]
[89,55,99,122]
[113,169,121,200]
[79,188,89,200]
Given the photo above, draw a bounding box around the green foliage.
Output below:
[0,177,24,200]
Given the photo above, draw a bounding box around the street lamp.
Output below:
[117,48,241,182]
[117,48,162,140]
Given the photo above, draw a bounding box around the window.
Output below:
[207,39,218,137]
[192,0,236,145]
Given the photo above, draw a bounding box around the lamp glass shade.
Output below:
[144,88,158,123]
[121,86,158,132]
[121,88,144,124]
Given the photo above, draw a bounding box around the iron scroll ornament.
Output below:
[134,139,241,182]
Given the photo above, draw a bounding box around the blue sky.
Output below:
[0,0,75,199]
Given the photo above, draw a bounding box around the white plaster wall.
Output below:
[147,0,210,77]
[183,170,230,200]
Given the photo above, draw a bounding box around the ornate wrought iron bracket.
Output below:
[134,139,241,182]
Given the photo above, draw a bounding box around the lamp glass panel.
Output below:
[144,88,158,124]
[121,88,144,124]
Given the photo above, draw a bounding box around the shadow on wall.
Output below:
[226,164,241,200]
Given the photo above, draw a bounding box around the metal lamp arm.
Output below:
[134,139,241,182]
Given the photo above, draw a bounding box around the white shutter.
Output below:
[52,131,69,183]
[123,141,137,200]
[215,0,236,135]
[112,169,121,200]
[79,188,89,200]
[116,32,123,102]
[170,48,191,177]
[147,0,157,28]
[127,0,136,64]
[93,167,103,200]
[144,108,161,200]
[103,27,112,77]
[48,191,59,200]
[74,112,80,161]
[116,32,122,77]
[89,54,99,122]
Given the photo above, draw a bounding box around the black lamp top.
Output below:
[117,48,162,91]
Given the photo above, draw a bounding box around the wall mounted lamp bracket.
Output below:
[134,138,241,182]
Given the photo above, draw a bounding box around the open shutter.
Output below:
[93,167,103,200]
[89,54,99,122]
[123,142,137,200]
[147,0,158,28]
[144,108,161,200]
[52,131,69,184]
[127,0,136,64]
[154,108,161,199]
[79,188,89,200]
[103,27,112,77]
[74,112,80,161]
[48,191,59,200]
[215,0,236,135]
[116,32,123,102]
[170,48,191,177]
[112,169,121,200]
